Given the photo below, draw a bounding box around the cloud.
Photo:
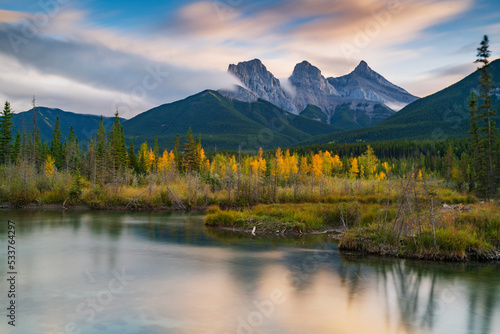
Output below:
[153,0,474,80]
[0,9,29,23]
[0,13,239,117]
[401,62,477,98]
[0,0,490,118]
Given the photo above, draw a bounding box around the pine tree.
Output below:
[35,130,43,169]
[468,91,482,189]
[474,35,499,195]
[108,111,127,170]
[137,141,150,174]
[66,125,80,172]
[50,116,63,168]
[128,138,138,173]
[96,116,108,184]
[153,136,159,171]
[0,101,14,164]
[11,130,21,163]
[183,128,198,172]
[174,134,183,173]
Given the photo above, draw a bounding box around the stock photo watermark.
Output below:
[340,0,406,66]
[5,220,17,327]
[7,0,71,54]
[58,267,135,334]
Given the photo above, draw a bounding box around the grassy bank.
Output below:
[339,202,500,261]
[204,201,500,261]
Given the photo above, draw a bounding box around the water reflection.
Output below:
[0,211,498,334]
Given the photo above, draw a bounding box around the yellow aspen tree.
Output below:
[230,155,238,174]
[168,151,176,172]
[199,148,209,172]
[148,148,156,171]
[275,147,285,178]
[158,150,169,172]
[332,154,342,174]
[258,156,266,176]
[360,145,377,179]
[288,154,298,176]
[382,162,391,173]
[311,153,323,177]
[350,157,360,179]
[45,155,55,176]
[250,158,260,176]
[299,156,309,178]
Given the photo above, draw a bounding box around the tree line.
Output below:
[0,37,498,200]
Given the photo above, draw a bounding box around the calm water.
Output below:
[0,210,499,334]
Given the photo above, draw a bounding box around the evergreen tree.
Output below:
[21,130,27,160]
[108,111,127,170]
[128,138,138,173]
[137,141,150,174]
[96,116,108,183]
[35,130,43,169]
[474,35,499,195]
[183,128,199,172]
[174,133,183,173]
[0,101,14,164]
[468,91,482,189]
[68,125,75,143]
[50,116,63,168]
[66,125,80,172]
[11,130,21,163]
[153,136,159,171]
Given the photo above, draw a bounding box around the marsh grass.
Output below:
[339,202,499,261]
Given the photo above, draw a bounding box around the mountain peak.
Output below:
[353,60,370,75]
[223,59,298,113]
[228,59,266,74]
[293,60,321,77]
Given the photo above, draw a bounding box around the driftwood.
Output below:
[442,203,472,213]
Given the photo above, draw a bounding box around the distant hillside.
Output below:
[301,59,500,145]
[122,90,342,151]
[12,107,121,144]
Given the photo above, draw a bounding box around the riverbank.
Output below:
[204,202,500,261]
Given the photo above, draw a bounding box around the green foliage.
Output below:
[0,101,14,164]
[121,90,341,151]
[128,138,138,173]
[108,111,127,170]
[11,107,119,145]
[183,128,199,172]
[474,35,499,196]
[69,169,84,200]
[50,116,63,168]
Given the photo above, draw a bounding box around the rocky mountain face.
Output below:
[289,61,340,114]
[328,60,418,111]
[220,59,297,113]
[220,58,419,129]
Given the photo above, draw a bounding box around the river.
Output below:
[0,210,499,334]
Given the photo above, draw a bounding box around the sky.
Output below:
[0,0,499,118]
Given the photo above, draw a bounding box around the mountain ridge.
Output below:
[220,58,417,128]
[300,58,500,145]
[12,107,122,144]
